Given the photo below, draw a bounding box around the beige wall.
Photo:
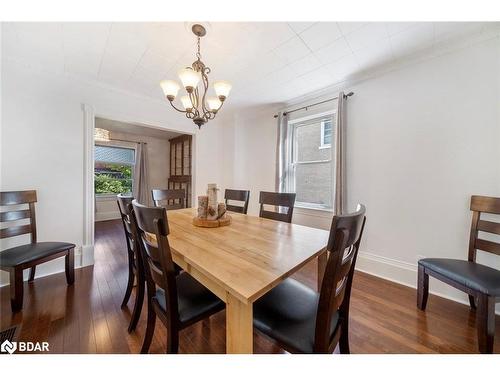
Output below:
[95,129,171,221]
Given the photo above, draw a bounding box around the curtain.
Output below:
[334,92,347,215]
[133,142,151,205]
[275,112,289,192]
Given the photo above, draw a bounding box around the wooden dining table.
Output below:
[153,208,330,354]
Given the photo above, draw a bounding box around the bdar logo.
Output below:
[1,340,17,354]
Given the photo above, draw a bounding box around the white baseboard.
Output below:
[95,211,120,222]
[356,250,500,315]
[81,244,94,267]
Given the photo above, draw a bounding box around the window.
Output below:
[320,119,332,148]
[287,111,336,210]
[94,145,135,196]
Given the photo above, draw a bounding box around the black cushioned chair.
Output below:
[417,195,500,354]
[224,189,250,214]
[253,204,366,353]
[0,190,75,312]
[117,194,145,333]
[131,200,225,353]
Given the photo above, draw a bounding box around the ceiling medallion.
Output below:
[160,24,232,129]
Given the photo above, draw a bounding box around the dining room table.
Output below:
[148,207,330,354]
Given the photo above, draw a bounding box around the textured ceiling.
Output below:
[2,22,498,109]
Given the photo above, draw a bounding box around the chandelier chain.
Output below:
[196,37,201,60]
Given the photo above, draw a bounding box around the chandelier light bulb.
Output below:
[213,80,232,100]
[160,80,180,101]
[207,97,222,112]
[178,68,200,92]
[180,95,193,111]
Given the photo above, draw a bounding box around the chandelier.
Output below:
[160,24,232,129]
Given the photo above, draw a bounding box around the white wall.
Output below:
[225,37,500,310]
[0,59,228,285]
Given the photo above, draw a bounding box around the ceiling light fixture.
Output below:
[160,24,232,129]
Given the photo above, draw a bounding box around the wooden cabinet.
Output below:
[168,134,192,207]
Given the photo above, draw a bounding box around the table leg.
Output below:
[317,251,328,292]
[226,294,253,354]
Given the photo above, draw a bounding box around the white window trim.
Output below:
[286,110,336,211]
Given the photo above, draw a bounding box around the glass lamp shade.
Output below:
[178,68,200,91]
[160,80,180,100]
[213,80,232,100]
[180,96,193,111]
[207,97,222,112]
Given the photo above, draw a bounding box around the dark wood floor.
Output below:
[1,219,499,354]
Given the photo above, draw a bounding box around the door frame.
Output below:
[82,103,197,266]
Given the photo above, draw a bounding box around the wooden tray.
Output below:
[192,215,231,228]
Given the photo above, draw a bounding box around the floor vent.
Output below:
[0,325,19,353]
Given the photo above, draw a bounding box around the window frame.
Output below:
[319,118,333,149]
[286,110,336,211]
[94,143,136,198]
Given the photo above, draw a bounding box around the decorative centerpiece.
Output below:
[192,183,231,228]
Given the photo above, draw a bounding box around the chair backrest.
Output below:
[468,195,500,262]
[131,199,179,322]
[259,191,296,223]
[0,190,37,243]
[224,189,250,214]
[152,189,186,210]
[116,194,136,259]
[314,204,366,353]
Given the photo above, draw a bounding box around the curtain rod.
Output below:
[273,91,354,118]
[98,138,148,145]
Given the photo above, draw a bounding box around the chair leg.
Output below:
[339,320,350,354]
[140,301,156,354]
[468,295,477,310]
[476,293,495,354]
[65,248,75,285]
[417,264,429,310]
[121,264,135,308]
[10,268,24,312]
[128,277,144,333]
[166,328,179,354]
[28,266,36,282]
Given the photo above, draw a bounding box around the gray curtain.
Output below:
[275,112,289,192]
[334,92,347,215]
[133,142,151,205]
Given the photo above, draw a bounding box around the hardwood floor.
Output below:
[1,219,499,354]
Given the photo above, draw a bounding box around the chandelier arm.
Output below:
[200,68,210,115]
[168,100,188,114]
[189,89,199,115]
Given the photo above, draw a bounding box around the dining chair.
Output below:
[0,190,75,312]
[117,194,145,333]
[131,200,225,353]
[253,204,366,353]
[259,191,296,223]
[151,189,186,210]
[417,195,500,354]
[224,189,250,214]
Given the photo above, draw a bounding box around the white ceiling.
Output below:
[2,22,498,108]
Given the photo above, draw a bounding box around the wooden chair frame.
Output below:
[224,189,250,214]
[417,195,500,353]
[0,190,74,312]
[117,194,145,333]
[259,191,296,223]
[152,189,186,210]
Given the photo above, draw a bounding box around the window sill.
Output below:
[294,205,334,218]
[95,194,120,201]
